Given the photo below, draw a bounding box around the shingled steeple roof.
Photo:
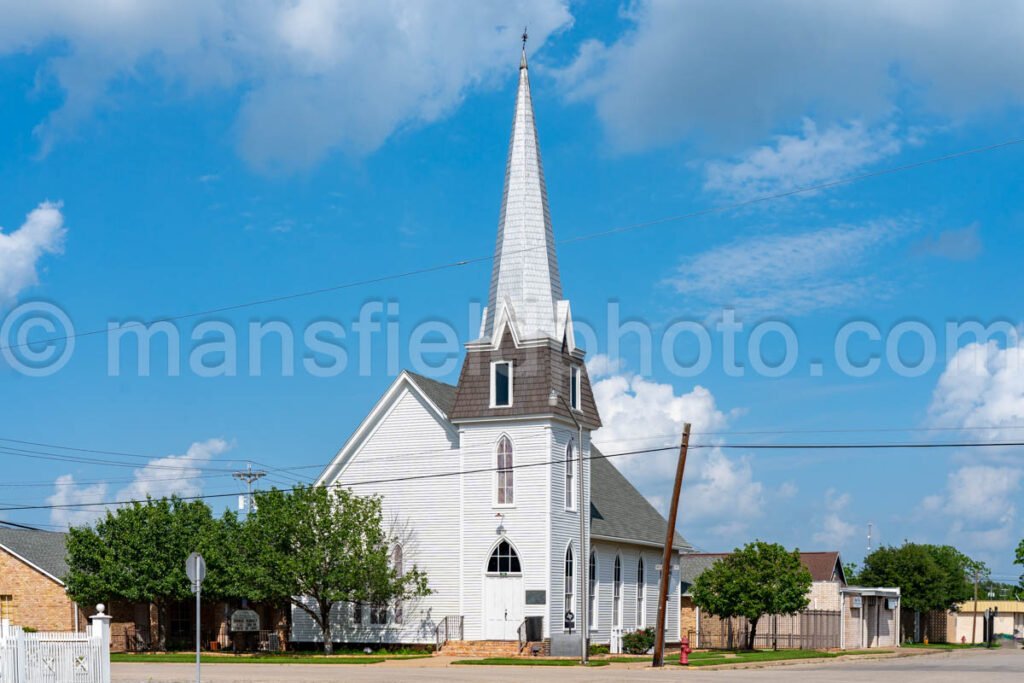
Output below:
[480,40,563,343]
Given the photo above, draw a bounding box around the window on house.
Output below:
[353,602,364,625]
[636,556,646,627]
[370,604,388,625]
[487,540,522,574]
[392,544,404,625]
[0,595,13,622]
[570,365,581,410]
[496,436,514,505]
[564,545,575,630]
[613,556,622,627]
[565,439,575,510]
[492,361,512,407]
[589,551,598,630]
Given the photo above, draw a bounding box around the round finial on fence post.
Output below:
[96,603,106,615]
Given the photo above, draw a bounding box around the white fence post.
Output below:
[90,604,112,683]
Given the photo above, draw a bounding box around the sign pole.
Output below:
[186,552,206,683]
[195,580,201,683]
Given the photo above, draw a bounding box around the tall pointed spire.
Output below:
[480,38,563,342]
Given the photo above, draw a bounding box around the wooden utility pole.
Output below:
[971,569,980,644]
[652,423,691,667]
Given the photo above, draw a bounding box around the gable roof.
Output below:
[590,448,691,550]
[679,550,845,594]
[405,372,457,416]
[0,528,69,584]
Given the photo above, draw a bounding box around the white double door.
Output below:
[483,575,524,640]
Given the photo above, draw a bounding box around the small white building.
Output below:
[291,45,690,654]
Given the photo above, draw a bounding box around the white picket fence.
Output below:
[0,606,110,683]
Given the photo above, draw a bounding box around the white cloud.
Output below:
[47,438,231,528]
[0,202,66,306]
[668,220,906,316]
[921,339,1024,553]
[590,372,763,538]
[912,223,983,261]
[703,119,903,201]
[555,1,1024,153]
[1,1,572,171]
[929,339,1024,440]
[812,488,857,548]
[586,353,623,379]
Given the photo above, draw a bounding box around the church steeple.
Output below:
[479,36,563,343]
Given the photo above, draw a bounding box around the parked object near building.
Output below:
[291,44,691,657]
[0,604,111,683]
[0,529,85,632]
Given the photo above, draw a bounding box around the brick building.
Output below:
[0,528,85,632]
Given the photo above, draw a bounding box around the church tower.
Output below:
[450,39,601,643]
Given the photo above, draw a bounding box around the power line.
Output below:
[3,135,1022,354]
[0,445,240,473]
[4,438,1024,514]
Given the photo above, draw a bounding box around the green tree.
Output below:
[1016,539,1024,589]
[691,541,812,650]
[243,485,429,654]
[858,543,974,614]
[843,562,860,584]
[65,497,242,649]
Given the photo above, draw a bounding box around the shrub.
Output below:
[622,627,655,655]
[589,643,610,656]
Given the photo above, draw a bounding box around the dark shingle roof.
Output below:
[406,372,457,416]
[590,449,691,550]
[0,528,69,583]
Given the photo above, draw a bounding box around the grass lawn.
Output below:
[599,648,895,667]
[111,653,430,665]
[902,642,982,650]
[452,658,610,667]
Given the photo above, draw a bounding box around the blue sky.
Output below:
[1,1,1023,580]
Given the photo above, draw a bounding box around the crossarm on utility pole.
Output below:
[652,423,691,667]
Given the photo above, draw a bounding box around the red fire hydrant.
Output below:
[680,636,692,666]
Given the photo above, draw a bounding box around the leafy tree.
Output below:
[858,543,974,614]
[1016,539,1024,589]
[65,497,243,649]
[691,541,812,650]
[243,485,429,654]
[843,562,860,584]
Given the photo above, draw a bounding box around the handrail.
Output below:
[517,618,528,652]
[434,616,448,652]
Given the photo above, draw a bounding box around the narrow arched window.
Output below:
[589,550,598,630]
[636,556,646,627]
[496,436,514,505]
[613,555,622,627]
[392,544,404,625]
[565,439,575,510]
[564,544,575,630]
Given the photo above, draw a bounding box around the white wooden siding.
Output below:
[549,425,589,637]
[588,542,681,645]
[458,420,553,639]
[291,384,460,644]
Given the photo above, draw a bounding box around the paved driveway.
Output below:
[112,646,1023,682]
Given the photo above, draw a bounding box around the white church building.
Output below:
[292,44,691,654]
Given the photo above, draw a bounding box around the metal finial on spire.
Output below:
[520,27,528,69]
